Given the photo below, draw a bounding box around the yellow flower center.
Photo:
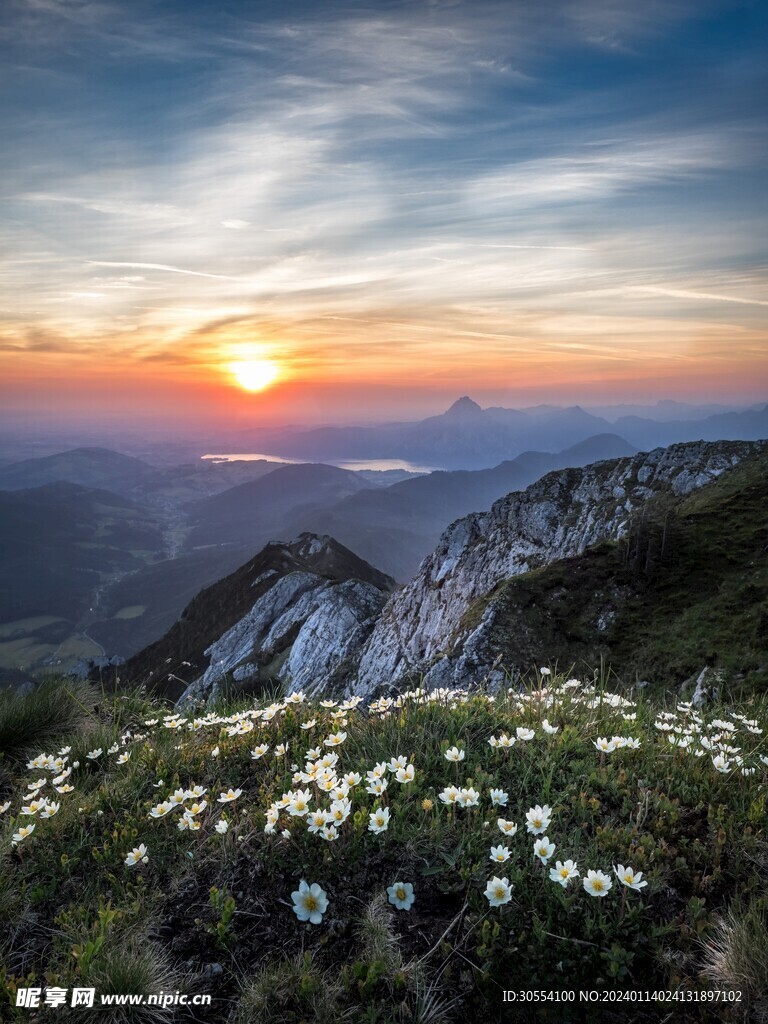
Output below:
[593,881,603,891]
[494,886,506,899]
[560,869,569,878]
[396,888,406,900]
[305,895,318,911]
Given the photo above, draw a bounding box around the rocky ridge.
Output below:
[122,533,394,705]
[351,440,764,696]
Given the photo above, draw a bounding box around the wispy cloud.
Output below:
[632,286,768,308]
[0,0,766,413]
[85,261,234,281]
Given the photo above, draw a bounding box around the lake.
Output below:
[201,454,437,473]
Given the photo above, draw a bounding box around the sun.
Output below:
[229,359,280,392]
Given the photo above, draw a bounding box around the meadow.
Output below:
[0,672,766,1022]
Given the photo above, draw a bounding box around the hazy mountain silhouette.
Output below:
[234,398,766,470]
[0,447,156,496]
[0,482,164,623]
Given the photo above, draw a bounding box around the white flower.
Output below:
[250,744,269,759]
[614,864,648,891]
[525,804,552,835]
[458,787,480,808]
[388,755,408,773]
[550,860,579,887]
[214,819,229,834]
[12,824,35,845]
[497,818,518,836]
[387,882,415,910]
[21,798,48,816]
[324,731,347,747]
[539,667,551,676]
[484,875,513,906]
[328,798,351,826]
[117,752,131,765]
[124,844,148,867]
[594,737,616,753]
[534,836,556,864]
[489,788,508,807]
[177,814,201,831]
[444,746,465,763]
[217,789,242,803]
[542,719,559,735]
[712,754,731,773]
[0,801,11,814]
[86,748,103,760]
[319,825,339,842]
[368,807,390,834]
[40,802,60,818]
[210,746,220,758]
[307,810,330,833]
[149,801,174,818]
[366,777,389,797]
[489,845,510,863]
[288,789,312,816]
[583,870,613,897]
[516,727,535,741]
[291,880,328,924]
[439,786,460,805]
[395,764,415,784]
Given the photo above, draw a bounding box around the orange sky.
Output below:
[2,1,766,427]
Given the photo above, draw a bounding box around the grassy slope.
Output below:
[481,451,768,695]
[1,676,767,1022]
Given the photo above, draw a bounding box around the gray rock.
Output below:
[350,440,763,698]
[177,571,387,706]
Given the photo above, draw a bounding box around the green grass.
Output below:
[0,674,767,1022]
[483,450,768,696]
[0,678,99,764]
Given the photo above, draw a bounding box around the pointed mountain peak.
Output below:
[443,396,485,420]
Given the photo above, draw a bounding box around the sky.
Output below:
[1,0,767,428]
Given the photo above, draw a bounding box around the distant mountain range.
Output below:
[232,396,768,470]
[0,482,164,624]
[185,463,373,550]
[0,446,296,504]
[0,447,157,496]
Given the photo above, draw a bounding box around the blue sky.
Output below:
[1,0,766,424]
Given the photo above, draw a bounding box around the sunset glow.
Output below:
[228,360,281,393]
[0,1,765,427]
